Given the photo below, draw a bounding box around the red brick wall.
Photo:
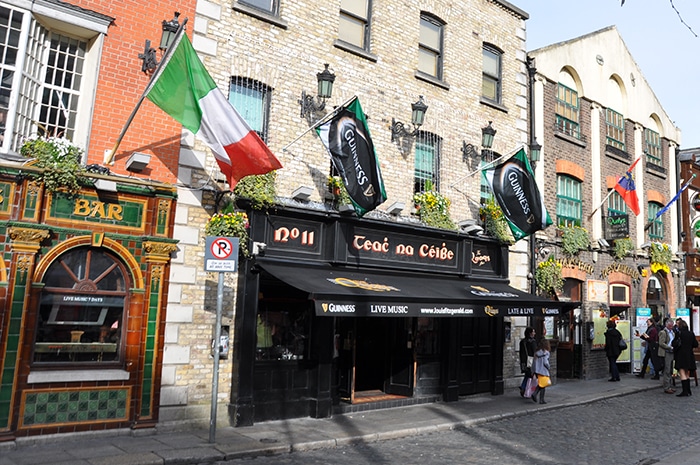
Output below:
[69,1,197,183]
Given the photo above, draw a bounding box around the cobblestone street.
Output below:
[224,389,700,465]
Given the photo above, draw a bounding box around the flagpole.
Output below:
[281,95,357,153]
[643,173,697,231]
[103,18,189,166]
[588,188,615,219]
[448,144,524,190]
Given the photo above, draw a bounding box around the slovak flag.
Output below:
[614,157,640,216]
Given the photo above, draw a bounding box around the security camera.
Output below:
[252,242,267,256]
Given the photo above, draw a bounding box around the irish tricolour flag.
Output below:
[146,33,282,188]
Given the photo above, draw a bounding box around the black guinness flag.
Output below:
[482,148,552,240]
[316,97,386,216]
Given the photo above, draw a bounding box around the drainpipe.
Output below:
[527,56,537,295]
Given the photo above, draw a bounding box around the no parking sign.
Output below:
[204,236,239,272]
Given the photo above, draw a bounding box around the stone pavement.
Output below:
[1,376,698,465]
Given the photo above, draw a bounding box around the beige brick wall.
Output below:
[162,0,530,425]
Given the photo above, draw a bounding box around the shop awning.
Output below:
[257,260,560,318]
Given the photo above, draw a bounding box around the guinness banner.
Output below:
[317,96,386,216]
[482,148,552,240]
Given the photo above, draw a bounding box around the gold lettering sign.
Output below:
[73,199,124,221]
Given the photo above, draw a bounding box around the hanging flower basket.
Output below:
[205,209,249,256]
[328,175,352,206]
[649,242,673,274]
[20,136,87,195]
[559,225,590,256]
[479,198,514,245]
[413,189,456,230]
[612,237,634,261]
[233,171,277,211]
[535,256,563,297]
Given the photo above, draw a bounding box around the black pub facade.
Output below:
[229,206,560,426]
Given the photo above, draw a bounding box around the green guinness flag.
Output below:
[482,148,552,240]
[316,97,386,216]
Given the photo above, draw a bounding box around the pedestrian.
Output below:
[658,317,676,394]
[636,318,660,379]
[519,327,537,397]
[604,319,623,382]
[673,319,698,397]
[530,338,551,404]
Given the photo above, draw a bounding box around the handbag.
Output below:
[537,375,552,388]
[619,338,628,351]
[524,375,537,397]
[526,355,534,369]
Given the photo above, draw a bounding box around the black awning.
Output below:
[257,260,560,318]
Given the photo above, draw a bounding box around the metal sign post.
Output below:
[204,236,239,443]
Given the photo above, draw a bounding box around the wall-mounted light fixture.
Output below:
[292,186,314,202]
[298,64,336,122]
[125,152,151,172]
[598,238,610,248]
[391,96,428,142]
[529,138,542,164]
[640,242,651,250]
[458,219,484,236]
[461,121,497,162]
[139,12,181,74]
[387,201,405,215]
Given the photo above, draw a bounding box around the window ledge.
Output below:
[554,130,587,148]
[28,369,130,384]
[479,97,508,113]
[333,40,377,62]
[233,2,288,29]
[414,71,450,90]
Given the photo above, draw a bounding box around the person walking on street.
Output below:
[673,319,698,397]
[658,318,676,394]
[604,319,623,381]
[636,318,660,379]
[519,327,537,397]
[530,338,551,404]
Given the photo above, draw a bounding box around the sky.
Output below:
[516,0,700,149]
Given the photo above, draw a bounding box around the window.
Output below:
[418,14,444,79]
[238,0,279,15]
[229,77,271,142]
[414,132,441,193]
[647,202,663,240]
[606,108,625,151]
[482,45,502,103]
[556,175,582,227]
[555,83,580,139]
[1,3,107,153]
[34,248,128,364]
[607,190,627,215]
[339,0,370,50]
[256,305,310,361]
[645,128,662,168]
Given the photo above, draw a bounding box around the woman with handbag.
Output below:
[604,319,623,382]
[519,327,537,397]
[530,338,551,404]
[674,319,699,397]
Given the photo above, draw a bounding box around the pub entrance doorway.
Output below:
[336,317,414,403]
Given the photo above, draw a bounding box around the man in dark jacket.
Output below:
[519,327,537,396]
[636,318,660,379]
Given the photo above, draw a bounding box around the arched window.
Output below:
[34,248,129,364]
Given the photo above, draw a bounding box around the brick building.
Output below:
[528,26,683,380]
[0,0,195,439]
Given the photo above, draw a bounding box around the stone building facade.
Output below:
[529,26,682,380]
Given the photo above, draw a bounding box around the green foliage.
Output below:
[535,256,564,296]
[233,171,277,210]
[479,198,514,245]
[328,175,352,206]
[612,237,634,261]
[413,188,456,230]
[205,204,249,256]
[560,225,590,256]
[20,136,86,195]
[649,242,673,274]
